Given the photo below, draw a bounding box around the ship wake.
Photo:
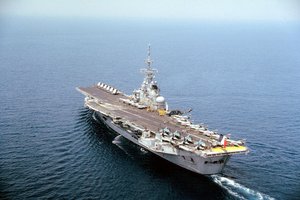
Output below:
[211,175,274,200]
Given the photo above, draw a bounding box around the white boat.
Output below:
[76,45,249,175]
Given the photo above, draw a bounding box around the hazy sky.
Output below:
[1,0,300,22]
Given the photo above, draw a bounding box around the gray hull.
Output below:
[93,111,230,175]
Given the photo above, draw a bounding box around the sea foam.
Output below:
[211,175,275,200]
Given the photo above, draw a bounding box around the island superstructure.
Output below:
[76,46,248,175]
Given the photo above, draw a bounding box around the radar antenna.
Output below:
[139,44,158,87]
[145,44,153,69]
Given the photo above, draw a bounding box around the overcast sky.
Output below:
[1,0,300,22]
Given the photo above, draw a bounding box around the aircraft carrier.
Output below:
[76,46,249,175]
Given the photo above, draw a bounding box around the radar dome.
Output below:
[156,96,165,103]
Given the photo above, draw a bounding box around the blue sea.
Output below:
[0,17,299,200]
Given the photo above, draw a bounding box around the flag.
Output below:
[219,134,227,148]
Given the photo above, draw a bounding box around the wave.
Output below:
[211,175,275,200]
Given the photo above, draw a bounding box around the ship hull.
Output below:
[93,111,230,175]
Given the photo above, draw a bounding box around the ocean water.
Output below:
[0,17,299,200]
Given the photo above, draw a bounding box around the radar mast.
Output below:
[133,45,167,111]
[146,44,153,69]
[140,44,157,85]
